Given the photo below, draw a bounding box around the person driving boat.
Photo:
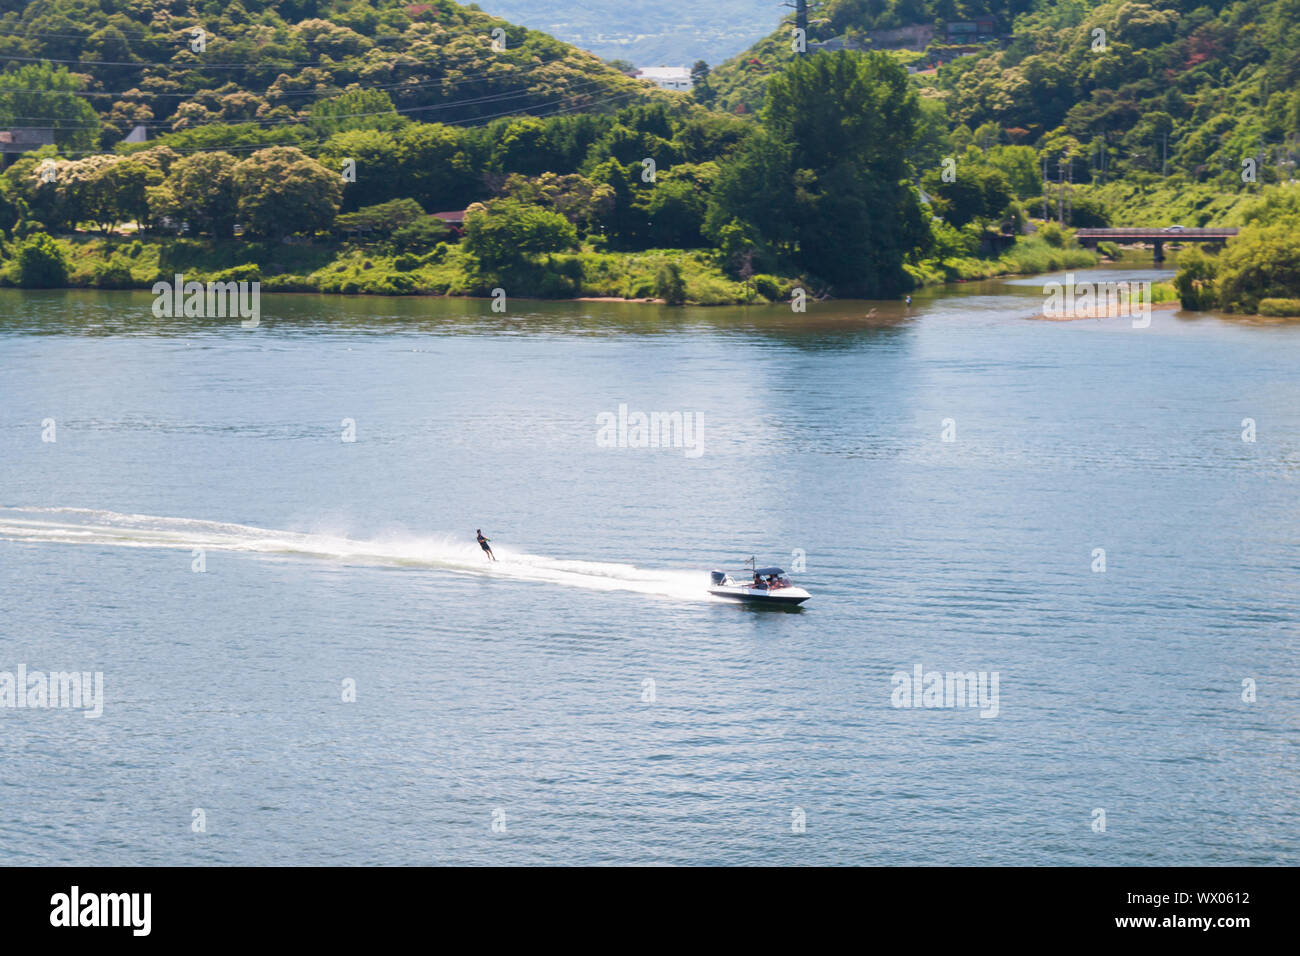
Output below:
[710,562,811,606]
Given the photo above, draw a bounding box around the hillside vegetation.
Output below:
[703,0,1300,312]
[0,0,654,150]
[31,0,1281,303]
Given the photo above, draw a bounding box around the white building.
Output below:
[634,67,693,91]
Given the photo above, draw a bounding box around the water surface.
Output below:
[2,272,1297,865]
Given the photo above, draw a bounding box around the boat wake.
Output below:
[0,507,712,602]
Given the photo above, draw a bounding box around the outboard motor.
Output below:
[710,570,726,586]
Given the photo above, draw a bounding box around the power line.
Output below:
[41,85,644,159]
[0,27,424,45]
[0,27,526,71]
[1,73,628,129]
[0,57,630,99]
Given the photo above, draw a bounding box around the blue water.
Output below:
[1,275,1297,865]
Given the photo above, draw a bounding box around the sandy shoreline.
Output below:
[1028,301,1182,321]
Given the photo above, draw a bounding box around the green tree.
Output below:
[462,199,578,275]
[233,147,342,240]
[392,216,452,252]
[642,178,708,248]
[655,261,687,305]
[708,51,928,295]
[14,233,69,288]
[335,198,427,237]
[149,152,240,239]
[57,156,126,233]
[924,163,1013,228]
[1213,223,1300,313]
[502,173,616,236]
[1172,246,1219,311]
[99,159,163,231]
[0,64,100,153]
[309,88,405,136]
[984,145,1041,201]
[587,159,646,247]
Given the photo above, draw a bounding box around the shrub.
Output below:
[392,215,452,252]
[1172,246,1219,310]
[335,198,426,237]
[463,199,577,275]
[1038,222,1066,248]
[14,233,69,288]
[212,263,260,283]
[1258,298,1300,316]
[92,256,135,289]
[262,274,316,292]
[655,261,687,304]
[627,275,656,298]
[536,269,579,298]
[367,272,416,294]
[752,273,782,300]
[1213,223,1300,313]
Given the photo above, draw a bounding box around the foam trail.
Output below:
[0,507,713,602]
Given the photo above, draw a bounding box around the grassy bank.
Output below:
[3,231,1102,304]
[2,234,800,305]
[907,234,1100,285]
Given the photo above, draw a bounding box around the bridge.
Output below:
[1073,227,1238,262]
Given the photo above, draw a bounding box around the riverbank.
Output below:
[2,232,1101,305]
[907,234,1100,285]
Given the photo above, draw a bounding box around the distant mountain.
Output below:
[476,1,783,66]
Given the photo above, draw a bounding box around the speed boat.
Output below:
[708,561,811,606]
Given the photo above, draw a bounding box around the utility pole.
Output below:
[1057,158,1065,226]
[1162,133,1167,177]
[1042,156,1049,221]
[784,0,810,53]
[1067,158,1073,225]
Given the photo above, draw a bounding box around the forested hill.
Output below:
[0,0,658,152]
[704,0,1300,183]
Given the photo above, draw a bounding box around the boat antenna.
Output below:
[744,556,755,570]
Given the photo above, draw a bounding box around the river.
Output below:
[1,266,1297,865]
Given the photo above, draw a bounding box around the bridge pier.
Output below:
[1072,228,1237,264]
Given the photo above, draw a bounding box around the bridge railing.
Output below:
[1073,227,1238,238]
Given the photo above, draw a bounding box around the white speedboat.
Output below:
[709,561,811,606]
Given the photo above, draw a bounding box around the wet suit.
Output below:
[477,530,495,561]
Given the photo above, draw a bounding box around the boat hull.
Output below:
[708,586,811,606]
